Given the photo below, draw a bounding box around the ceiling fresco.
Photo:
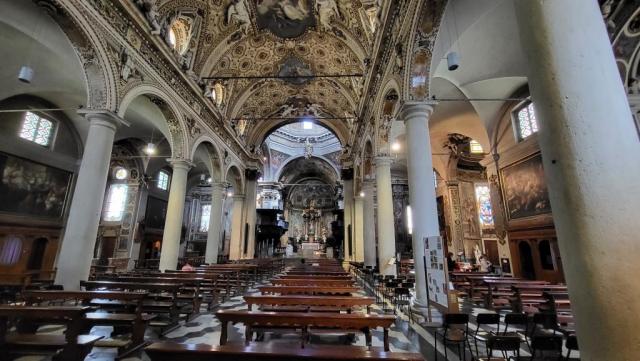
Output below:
[157,0,377,141]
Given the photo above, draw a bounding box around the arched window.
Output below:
[513,100,539,141]
[103,184,128,222]
[157,171,170,191]
[19,111,55,146]
[199,204,211,232]
[538,240,555,270]
[0,236,22,266]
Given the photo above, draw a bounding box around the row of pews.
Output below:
[145,258,426,361]
[0,258,281,360]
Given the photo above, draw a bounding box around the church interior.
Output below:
[0,0,638,360]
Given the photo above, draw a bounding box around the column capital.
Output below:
[245,168,261,181]
[374,156,394,167]
[210,182,227,193]
[79,109,130,129]
[399,101,437,123]
[167,158,194,170]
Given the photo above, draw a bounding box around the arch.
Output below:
[42,1,118,110]
[190,135,224,182]
[246,117,348,148]
[274,155,340,183]
[224,163,245,193]
[118,84,188,158]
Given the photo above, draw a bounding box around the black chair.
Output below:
[530,335,563,360]
[479,335,522,361]
[502,313,530,350]
[564,334,578,360]
[530,313,558,337]
[436,313,473,361]
[472,313,501,358]
[393,287,414,323]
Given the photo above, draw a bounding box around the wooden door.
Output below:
[483,239,499,265]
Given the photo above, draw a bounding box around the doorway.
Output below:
[518,241,536,280]
[483,239,499,265]
[27,238,48,270]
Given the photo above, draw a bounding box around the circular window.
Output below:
[114,167,128,180]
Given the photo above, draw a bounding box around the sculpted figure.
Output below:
[226,0,251,34]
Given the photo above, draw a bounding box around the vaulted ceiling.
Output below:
[158,0,379,143]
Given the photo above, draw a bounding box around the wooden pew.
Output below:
[0,305,102,361]
[481,279,548,309]
[145,342,424,361]
[216,310,396,351]
[80,280,181,334]
[272,279,355,287]
[258,285,359,296]
[244,295,374,313]
[278,275,353,280]
[23,290,152,358]
[509,284,568,314]
[285,271,351,276]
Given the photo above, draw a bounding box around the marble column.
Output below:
[204,182,225,264]
[353,194,365,262]
[515,1,640,358]
[228,195,246,260]
[375,157,396,275]
[362,180,377,268]
[244,169,259,258]
[401,102,439,308]
[341,168,354,261]
[159,159,193,271]
[56,110,129,290]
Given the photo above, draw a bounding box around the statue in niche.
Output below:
[134,0,162,34]
[304,138,314,159]
[316,0,341,31]
[226,0,251,35]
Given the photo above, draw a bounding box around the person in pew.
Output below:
[447,252,459,272]
[181,261,195,271]
[479,255,493,273]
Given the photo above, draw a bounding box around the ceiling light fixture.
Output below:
[391,142,401,152]
[18,66,34,83]
[360,191,365,198]
[144,142,156,155]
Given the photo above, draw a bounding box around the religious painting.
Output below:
[0,152,71,219]
[500,153,552,220]
[459,181,481,239]
[255,0,315,38]
[278,56,314,85]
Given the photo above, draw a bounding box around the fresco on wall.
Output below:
[255,0,315,38]
[0,152,71,219]
[500,153,552,220]
[459,181,481,239]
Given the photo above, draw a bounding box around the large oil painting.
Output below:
[0,152,71,219]
[500,153,552,220]
[255,0,315,38]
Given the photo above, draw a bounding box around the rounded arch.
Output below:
[190,136,224,182]
[224,163,245,193]
[118,84,188,158]
[246,117,348,148]
[274,155,340,182]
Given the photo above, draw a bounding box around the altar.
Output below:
[300,242,320,258]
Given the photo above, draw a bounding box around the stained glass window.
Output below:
[474,184,494,227]
[199,204,211,232]
[103,184,128,222]
[515,102,539,140]
[0,236,22,266]
[157,171,170,190]
[19,112,54,146]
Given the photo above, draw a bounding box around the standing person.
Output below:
[447,252,457,272]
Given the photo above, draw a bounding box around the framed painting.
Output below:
[0,152,72,219]
[500,153,552,220]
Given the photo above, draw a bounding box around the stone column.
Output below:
[515,1,640,358]
[243,169,259,258]
[401,102,439,308]
[353,194,365,262]
[159,159,193,271]
[56,110,129,290]
[228,195,246,260]
[341,168,354,261]
[362,180,377,268]
[375,156,396,275]
[204,182,225,264]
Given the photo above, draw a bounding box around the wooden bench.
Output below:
[279,275,353,280]
[23,290,153,357]
[258,285,359,296]
[0,305,102,361]
[216,310,396,350]
[81,280,181,334]
[145,342,424,361]
[481,279,548,309]
[273,279,355,287]
[510,284,568,314]
[244,295,374,313]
